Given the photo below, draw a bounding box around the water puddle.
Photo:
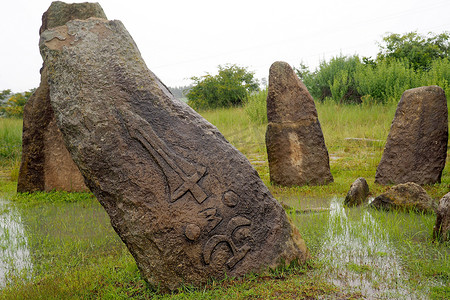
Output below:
[289,196,427,299]
[0,196,123,288]
[0,199,32,287]
[280,195,332,212]
[320,198,414,298]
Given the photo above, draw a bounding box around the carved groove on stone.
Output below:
[227,216,251,235]
[199,208,223,233]
[203,216,251,269]
[126,117,207,203]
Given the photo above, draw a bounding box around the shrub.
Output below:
[186,64,259,110]
[419,57,450,96]
[297,55,362,104]
[243,89,268,124]
[355,59,420,104]
[297,32,449,105]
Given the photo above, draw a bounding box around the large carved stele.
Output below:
[40,17,309,291]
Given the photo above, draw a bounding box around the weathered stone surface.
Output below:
[17,65,88,192]
[18,1,106,193]
[370,182,436,213]
[40,17,309,291]
[433,192,450,242]
[375,86,448,185]
[266,61,333,186]
[40,1,106,34]
[344,177,369,207]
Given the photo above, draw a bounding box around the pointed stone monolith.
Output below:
[265,61,333,186]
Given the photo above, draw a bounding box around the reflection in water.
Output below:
[279,195,333,212]
[0,195,124,288]
[320,197,415,299]
[0,199,32,287]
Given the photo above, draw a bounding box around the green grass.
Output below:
[1,101,450,299]
[205,100,450,199]
[13,191,94,206]
[0,118,22,181]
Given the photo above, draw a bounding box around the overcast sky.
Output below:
[1,0,449,92]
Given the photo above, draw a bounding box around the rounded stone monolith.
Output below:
[375,86,448,185]
[40,17,309,291]
[265,61,333,186]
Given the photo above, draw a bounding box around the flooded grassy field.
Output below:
[290,196,449,299]
[1,105,449,298]
[0,193,127,290]
[1,190,448,299]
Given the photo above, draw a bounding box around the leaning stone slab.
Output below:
[40,17,309,291]
[375,86,448,185]
[265,61,333,186]
[344,177,369,207]
[17,1,107,193]
[433,192,450,242]
[370,182,436,213]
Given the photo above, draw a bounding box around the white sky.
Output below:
[1,0,449,92]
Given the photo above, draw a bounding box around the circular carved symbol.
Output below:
[185,223,201,241]
[222,190,239,207]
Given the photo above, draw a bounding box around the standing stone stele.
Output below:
[17,1,107,193]
[433,192,450,242]
[40,16,309,291]
[266,61,333,186]
[375,86,448,185]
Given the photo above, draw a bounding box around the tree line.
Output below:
[297,31,450,104]
[1,31,448,117]
[187,31,449,109]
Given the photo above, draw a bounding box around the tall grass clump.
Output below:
[0,118,22,178]
[354,58,420,104]
[201,107,266,157]
[299,55,361,104]
[419,57,450,95]
[243,89,268,124]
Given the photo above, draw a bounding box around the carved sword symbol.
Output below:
[126,113,207,203]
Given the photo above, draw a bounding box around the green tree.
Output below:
[0,90,34,118]
[377,31,450,71]
[187,64,259,110]
[0,89,11,103]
